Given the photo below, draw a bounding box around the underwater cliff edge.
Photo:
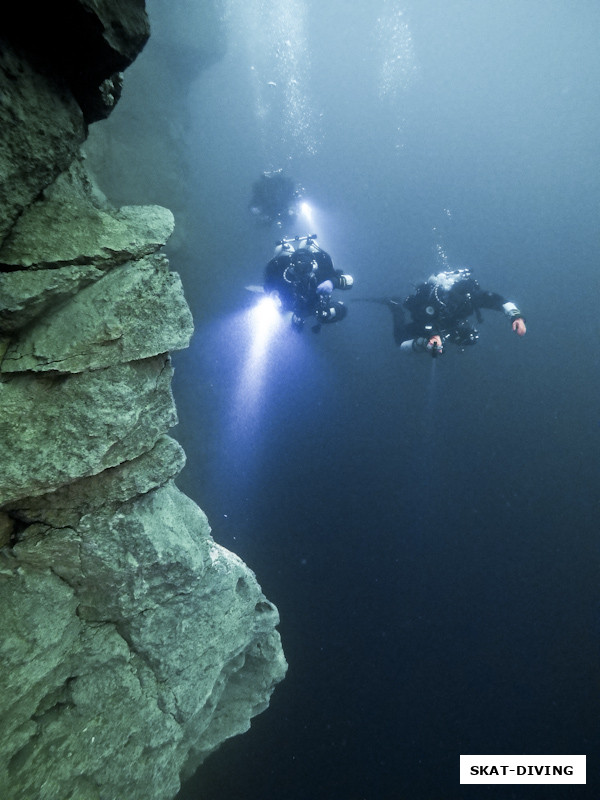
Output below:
[0,3,287,799]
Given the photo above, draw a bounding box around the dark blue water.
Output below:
[93,1,600,797]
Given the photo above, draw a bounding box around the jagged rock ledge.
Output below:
[0,4,287,800]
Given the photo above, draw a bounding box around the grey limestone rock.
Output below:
[0,263,106,334]
[0,42,85,245]
[1,482,286,800]
[0,157,177,271]
[0,3,287,798]
[5,434,187,529]
[2,0,150,125]
[2,253,193,373]
[0,356,178,507]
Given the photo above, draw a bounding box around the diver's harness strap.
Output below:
[283,265,318,318]
[279,233,322,314]
[430,275,483,323]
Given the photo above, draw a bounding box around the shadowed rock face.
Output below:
[1,0,150,124]
[0,3,287,799]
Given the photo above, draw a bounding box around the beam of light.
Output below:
[245,295,282,370]
[294,201,342,251]
[185,297,309,503]
[230,295,285,434]
[299,200,315,228]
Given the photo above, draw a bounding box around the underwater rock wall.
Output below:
[0,4,287,800]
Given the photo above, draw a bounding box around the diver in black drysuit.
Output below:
[384,269,526,355]
[249,170,302,228]
[264,237,354,331]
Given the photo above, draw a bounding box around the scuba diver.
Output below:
[249,169,303,228]
[383,268,526,356]
[264,235,354,332]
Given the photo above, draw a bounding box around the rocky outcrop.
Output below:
[0,4,287,800]
[83,0,228,252]
[2,0,150,125]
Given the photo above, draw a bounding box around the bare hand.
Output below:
[512,318,526,336]
[427,334,443,353]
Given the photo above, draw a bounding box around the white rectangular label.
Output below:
[460,755,586,784]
